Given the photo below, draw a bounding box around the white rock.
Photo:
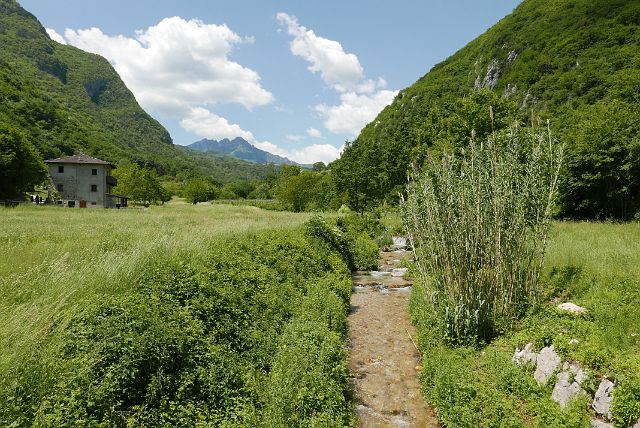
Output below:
[590,420,613,428]
[391,268,409,277]
[552,371,583,408]
[391,237,407,250]
[534,346,561,386]
[370,271,391,278]
[551,363,588,409]
[592,379,615,419]
[558,302,587,314]
[633,418,640,428]
[512,342,537,365]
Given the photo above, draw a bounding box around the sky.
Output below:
[21,0,522,164]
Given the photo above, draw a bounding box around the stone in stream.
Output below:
[391,268,409,277]
[590,420,613,428]
[534,345,561,386]
[370,271,391,279]
[592,379,615,419]
[392,236,407,250]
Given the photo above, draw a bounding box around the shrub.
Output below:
[402,124,563,344]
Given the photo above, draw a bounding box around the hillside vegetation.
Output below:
[0,0,277,184]
[333,0,640,219]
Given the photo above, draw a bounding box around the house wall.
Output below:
[48,164,114,208]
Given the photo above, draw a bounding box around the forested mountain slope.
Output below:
[188,137,298,166]
[333,0,640,219]
[0,0,277,183]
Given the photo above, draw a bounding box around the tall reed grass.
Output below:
[402,124,563,344]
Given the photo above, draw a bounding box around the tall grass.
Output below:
[402,124,563,344]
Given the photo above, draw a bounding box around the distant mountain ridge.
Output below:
[188,137,298,165]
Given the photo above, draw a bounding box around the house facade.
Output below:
[45,154,128,208]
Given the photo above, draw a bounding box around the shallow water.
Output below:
[347,245,438,427]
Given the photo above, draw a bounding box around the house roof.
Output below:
[45,154,114,167]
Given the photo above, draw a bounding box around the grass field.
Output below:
[0,202,311,370]
[411,221,640,427]
[0,202,362,426]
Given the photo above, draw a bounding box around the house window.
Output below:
[57,184,63,192]
[92,168,97,175]
[91,184,98,192]
[91,202,97,206]
[58,165,64,173]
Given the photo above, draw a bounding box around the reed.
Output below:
[402,123,563,344]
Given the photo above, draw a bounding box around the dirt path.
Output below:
[347,241,438,428]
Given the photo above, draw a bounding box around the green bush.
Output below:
[612,378,640,427]
[1,227,355,427]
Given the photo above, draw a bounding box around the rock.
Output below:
[512,342,537,365]
[590,420,613,428]
[558,302,587,314]
[633,418,640,428]
[534,346,561,386]
[592,379,614,419]
[551,363,588,408]
[569,338,580,346]
[391,268,409,277]
[391,237,407,250]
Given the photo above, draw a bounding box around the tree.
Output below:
[112,163,169,206]
[183,177,215,204]
[0,124,47,200]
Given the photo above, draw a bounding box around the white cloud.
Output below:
[286,134,303,141]
[255,141,341,164]
[306,127,322,138]
[46,28,67,44]
[277,12,363,92]
[180,107,255,142]
[315,90,397,136]
[63,17,273,115]
[277,13,397,137]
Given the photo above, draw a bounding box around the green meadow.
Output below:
[0,202,361,427]
[411,221,640,427]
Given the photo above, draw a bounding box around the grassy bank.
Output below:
[411,221,640,427]
[0,203,361,426]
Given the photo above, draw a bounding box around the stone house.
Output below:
[45,154,128,208]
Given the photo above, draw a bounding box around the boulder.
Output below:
[592,379,615,419]
[551,363,588,408]
[512,342,537,366]
[633,418,640,428]
[558,302,587,314]
[534,345,561,386]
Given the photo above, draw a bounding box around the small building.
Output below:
[45,154,128,208]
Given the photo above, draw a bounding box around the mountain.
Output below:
[188,137,298,165]
[332,0,640,219]
[0,0,278,184]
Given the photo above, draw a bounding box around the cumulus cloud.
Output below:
[315,90,397,135]
[62,17,273,115]
[277,13,397,137]
[306,127,322,138]
[255,141,341,164]
[286,134,303,141]
[46,28,67,44]
[180,107,255,142]
[276,12,363,92]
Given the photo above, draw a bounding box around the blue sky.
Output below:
[21,0,522,163]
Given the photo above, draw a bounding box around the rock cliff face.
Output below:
[188,137,298,165]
